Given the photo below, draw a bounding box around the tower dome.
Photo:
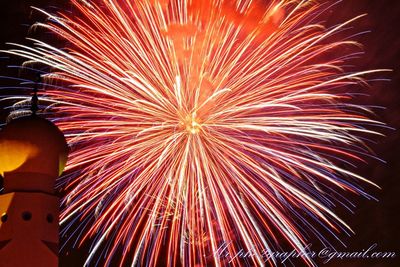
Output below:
[0,115,68,193]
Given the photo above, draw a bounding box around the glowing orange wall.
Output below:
[0,192,59,267]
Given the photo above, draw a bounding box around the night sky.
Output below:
[0,1,399,266]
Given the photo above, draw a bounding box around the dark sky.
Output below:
[0,1,399,266]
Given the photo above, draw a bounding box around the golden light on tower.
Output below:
[0,87,68,267]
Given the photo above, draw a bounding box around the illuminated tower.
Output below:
[0,90,68,267]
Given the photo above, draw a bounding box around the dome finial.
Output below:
[31,74,41,115]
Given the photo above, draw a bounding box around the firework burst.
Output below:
[2,0,388,266]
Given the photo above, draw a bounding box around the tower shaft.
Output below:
[0,192,59,267]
